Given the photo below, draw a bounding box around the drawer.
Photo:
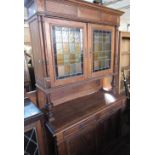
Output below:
[95,101,122,121]
[63,117,95,138]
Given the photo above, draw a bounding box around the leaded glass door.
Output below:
[88,24,115,78]
[45,18,87,86]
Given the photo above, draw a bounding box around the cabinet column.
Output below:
[112,26,120,94]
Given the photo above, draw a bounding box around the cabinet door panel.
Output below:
[45,18,88,87]
[96,110,121,154]
[88,24,115,78]
[65,123,97,155]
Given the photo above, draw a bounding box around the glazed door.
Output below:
[45,18,88,87]
[88,24,115,78]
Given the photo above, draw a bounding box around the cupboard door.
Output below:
[96,110,121,154]
[65,123,97,155]
[88,24,115,78]
[44,18,88,87]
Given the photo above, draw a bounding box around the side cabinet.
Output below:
[25,121,45,155]
[24,98,47,155]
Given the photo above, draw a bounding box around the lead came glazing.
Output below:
[93,30,112,72]
[52,26,84,79]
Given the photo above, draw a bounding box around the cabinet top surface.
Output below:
[24,98,43,125]
[47,90,126,134]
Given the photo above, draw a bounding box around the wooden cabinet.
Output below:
[24,1,126,155]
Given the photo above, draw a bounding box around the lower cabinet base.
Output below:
[46,110,126,155]
[45,91,127,155]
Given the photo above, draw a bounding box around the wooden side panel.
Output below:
[25,90,37,105]
[29,19,46,87]
[112,26,120,94]
[51,80,102,106]
[119,32,130,94]
[37,88,47,109]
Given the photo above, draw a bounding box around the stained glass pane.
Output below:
[93,30,112,72]
[52,26,83,79]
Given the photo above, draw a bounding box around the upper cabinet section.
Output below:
[45,18,115,87]
[25,0,123,26]
[44,18,87,86]
[24,0,123,88]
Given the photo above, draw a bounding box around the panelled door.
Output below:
[44,18,88,87]
[88,24,115,78]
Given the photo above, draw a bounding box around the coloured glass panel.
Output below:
[93,30,112,72]
[52,26,84,79]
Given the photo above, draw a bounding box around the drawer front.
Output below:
[63,117,96,138]
[95,101,122,121]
